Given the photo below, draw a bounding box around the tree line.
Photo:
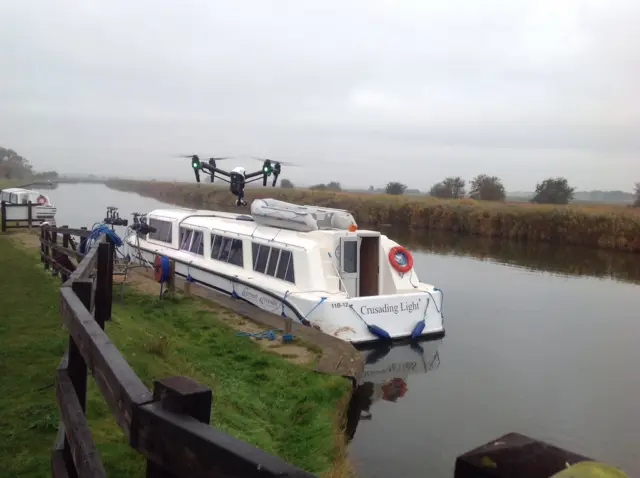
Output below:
[1,147,58,181]
[282,175,640,206]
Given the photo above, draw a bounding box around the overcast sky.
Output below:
[1,0,638,191]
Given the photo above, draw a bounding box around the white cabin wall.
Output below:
[307,231,343,293]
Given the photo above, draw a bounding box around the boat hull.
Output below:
[126,241,445,345]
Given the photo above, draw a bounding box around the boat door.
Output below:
[340,236,360,297]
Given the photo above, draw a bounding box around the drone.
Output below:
[179,154,293,206]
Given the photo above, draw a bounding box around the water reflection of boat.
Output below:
[346,339,441,440]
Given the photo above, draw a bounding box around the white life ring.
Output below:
[36,195,47,205]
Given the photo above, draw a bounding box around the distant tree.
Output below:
[385,181,407,195]
[368,185,374,192]
[0,147,34,179]
[429,176,466,199]
[310,181,341,191]
[280,179,294,188]
[634,182,640,207]
[469,174,506,201]
[531,177,575,204]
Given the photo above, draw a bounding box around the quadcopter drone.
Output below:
[180,154,293,206]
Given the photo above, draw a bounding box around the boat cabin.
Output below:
[0,187,52,205]
[138,205,418,298]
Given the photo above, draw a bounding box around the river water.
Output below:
[44,183,640,477]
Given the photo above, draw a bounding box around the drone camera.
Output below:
[103,206,129,227]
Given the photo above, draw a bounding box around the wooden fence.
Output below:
[1,200,43,231]
[40,226,316,477]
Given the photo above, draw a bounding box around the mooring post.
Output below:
[145,376,213,477]
[27,200,32,229]
[454,432,599,478]
[1,200,6,233]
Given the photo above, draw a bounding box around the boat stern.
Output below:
[320,288,444,344]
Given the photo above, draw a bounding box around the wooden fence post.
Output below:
[40,227,45,264]
[68,280,92,410]
[79,227,88,255]
[1,200,6,233]
[44,228,51,270]
[61,279,92,477]
[27,200,32,229]
[51,227,58,275]
[145,376,213,478]
[61,226,70,282]
[94,241,114,328]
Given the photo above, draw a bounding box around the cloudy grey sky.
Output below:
[1,0,638,191]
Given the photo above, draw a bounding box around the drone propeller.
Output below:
[176,154,232,161]
[248,156,299,166]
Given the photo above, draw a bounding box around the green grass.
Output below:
[0,235,351,476]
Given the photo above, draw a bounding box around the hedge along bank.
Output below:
[106,179,640,253]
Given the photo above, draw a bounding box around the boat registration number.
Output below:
[331,302,350,309]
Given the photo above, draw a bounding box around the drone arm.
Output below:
[200,163,231,177]
[244,169,266,179]
[244,176,265,184]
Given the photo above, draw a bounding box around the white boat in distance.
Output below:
[0,187,57,225]
[125,198,445,345]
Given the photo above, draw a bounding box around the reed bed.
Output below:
[106,180,640,253]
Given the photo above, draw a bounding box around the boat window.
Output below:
[275,249,295,283]
[211,235,222,259]
[227,239,243,267]
[189,231,204,256]
[179,228,193,251]
[218,237,233,262]
[148,218,173,243]
[210,235,243,267]
[343,240,358,273]
[253,244,270,273]
[266,247,280,276]
[20,195,28,204]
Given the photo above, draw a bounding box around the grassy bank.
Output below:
[0,234,351,477]
[106,179,640,253]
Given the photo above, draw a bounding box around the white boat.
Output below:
[124,198,445,345]
[0,187,57,225]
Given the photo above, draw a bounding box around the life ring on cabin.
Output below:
[153,255,170,283]
[36,195,47,205]
[388,246,413,273]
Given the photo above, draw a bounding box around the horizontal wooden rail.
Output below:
[134,402,316,477]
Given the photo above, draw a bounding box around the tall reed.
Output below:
[106,180,640,253]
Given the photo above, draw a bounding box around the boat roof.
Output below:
[146,207,354,249]
[148,208,251,222]
[1,187,38,193]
